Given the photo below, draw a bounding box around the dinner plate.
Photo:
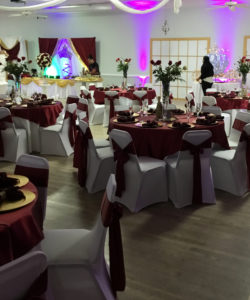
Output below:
[140,121,163,128]
[194,121,218,126]
[114,118,139,124]
[7,174,29,187]
[168,123,195,129]
[0,190,36,212]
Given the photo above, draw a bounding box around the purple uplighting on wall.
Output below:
[124,0,159,11]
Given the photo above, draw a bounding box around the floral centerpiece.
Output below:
[116,57,131,88]
[36,53,52,77]
[151,59,187,103]
[237,56,250,85]
[0,56,32,82]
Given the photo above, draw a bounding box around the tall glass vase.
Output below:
[122,71,127,89]
[162,81,171,121]
[241,73,247,97]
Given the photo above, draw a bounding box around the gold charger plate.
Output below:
[193,121,218,126]
[140,121,163,128]
[0,190,36,212]
[114,118,139,124]
[168,123,195,129]
[7,175,29,187]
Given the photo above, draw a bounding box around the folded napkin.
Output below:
[196,117,216,125]
[172,121,190,128]
[142,120,159,128]
[38,99,53,106]
[117,111,131,117]
[0,173,19,189]
[117,116,135,123]
[148,108,156,114]
[5,187,25,203]
[216,115,224,120]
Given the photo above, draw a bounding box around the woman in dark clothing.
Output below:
[196,56,214,95]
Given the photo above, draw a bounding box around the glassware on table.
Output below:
[129,103,133,115]
[186,106,191,123]
[196,103,202,117]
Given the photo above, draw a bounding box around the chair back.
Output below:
[88,83,96,90]
[202,96,217,106]
[0,107,16,132]
[66,95,79,105]
[202,106,222,115]
[133,90,147,99]
[15,154,49,227]
[230,111,250,145]
[62,102,77,133]
[78,119,97,156]
[77,98,88,117]
[0,251,47,300]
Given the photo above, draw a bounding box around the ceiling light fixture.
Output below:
[109,0,182,14]
[0,0,66,11]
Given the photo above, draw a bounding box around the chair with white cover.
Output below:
[75,120,114,193]
[109,129,168,213]
[40,103,77,156]
[132,90,148,113]
[39,175,125,300]
[14,154,49,228]
[228,111,250,148]
[202,105,231,137]
[0,251,48,300]
[211,123,250,196]
[103,91,120,127]
[166,130,215,208]
[202,96,231,137]
[0,107,28,162]
[89,90,105,125]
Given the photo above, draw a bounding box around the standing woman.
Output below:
[197,56,214,95]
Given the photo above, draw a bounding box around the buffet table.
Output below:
[0,180,43,266]
[110,114,229,159]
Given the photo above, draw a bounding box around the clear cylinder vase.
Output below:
[241,73,247,98]
[162,81,172,121]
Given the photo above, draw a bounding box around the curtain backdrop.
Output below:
[2,43,20,61]
[0,37,27,61]
[71,38,96,67]
[39,38,58,56]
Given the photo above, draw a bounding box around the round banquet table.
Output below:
[0,181,43,266]
[93,88,156,105]
[10,101,63,127]
[215,96,249,111]
[109,114,230,159]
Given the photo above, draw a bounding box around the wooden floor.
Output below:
[2,102,250,300]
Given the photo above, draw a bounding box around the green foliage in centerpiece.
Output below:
[0,57,32,82]
[116,58,131,78]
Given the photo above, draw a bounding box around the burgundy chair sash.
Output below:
[185,98,195,108]
[240,131,250,188]
[169,93,173,104]
[80,91,92,100]
[106,94,119,119]
[181,138,212,205]
[133,94,147,106]
[101,192,125,295]
[233,119,247,132]
[112,140,136,197]
[73,128,93,187]
[65,111,77,147]
[77,102,89,119]
[25,268,48,300]
[14,166,49,187]
[66,96,79,105]
[89,85,96,91]
[0,115,13,157]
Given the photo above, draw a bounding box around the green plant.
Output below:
[1,57,32,81]
[116,58,131,78]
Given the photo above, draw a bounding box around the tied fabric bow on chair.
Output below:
[80,92,91,100]
[112,140,136,197]
[181,138,212,205]
[65,111,77,147]
[73,128,93,186]
[0,116,13,157]
[101,192,125,295]
[240,131,250,188]
[106,94,119,119]
[77,102,89,119]
[133,94,148,106]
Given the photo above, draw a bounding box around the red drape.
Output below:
[38,38,58,56]
[2,43,20,61]
[71,38,96,66]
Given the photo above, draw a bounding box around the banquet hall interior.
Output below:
[2,0,250,299]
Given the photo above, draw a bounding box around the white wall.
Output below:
[0,4,249,85]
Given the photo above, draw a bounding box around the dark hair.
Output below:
[88,54,94,60]
[203,56,210,63]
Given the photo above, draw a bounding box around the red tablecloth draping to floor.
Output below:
[10,101,63,127]
[109,114,230,159]
[94,89,156,105]
[215,96,249,111]
[0,181,43,266]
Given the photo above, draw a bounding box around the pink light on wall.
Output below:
[124,0,160,10]
[137,75,149,86]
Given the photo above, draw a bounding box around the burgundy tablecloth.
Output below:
[94,89,156,105]
[109,114,230,159]
[0,181,43,266]
[10,102,63,127]
[215,97,249,111]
